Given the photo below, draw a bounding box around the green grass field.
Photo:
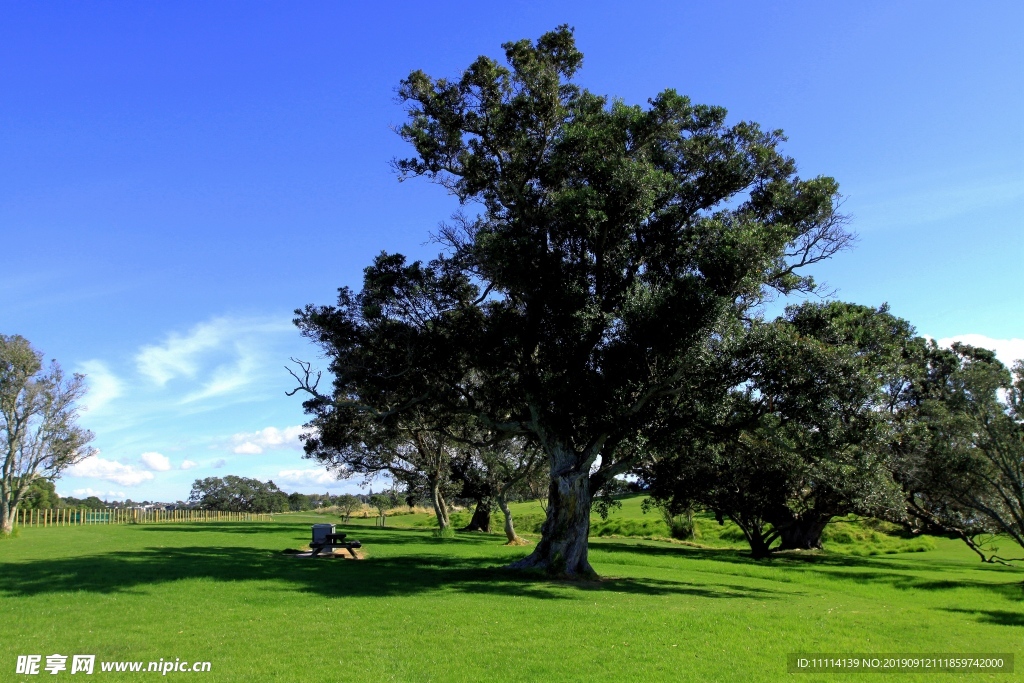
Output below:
[1,497,1021,682]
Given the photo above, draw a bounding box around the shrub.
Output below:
[661,507,695,540]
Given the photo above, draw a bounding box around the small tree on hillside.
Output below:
[369,492,399,527]
[335,493,362,523]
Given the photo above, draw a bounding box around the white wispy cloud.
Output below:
[935,334,1024,369]
[63,313,312,499]
[136,324,222,386]
[68,455,155,486]
[135,316,293,394]
[139,451,172,472]
[77,360,123,413]
[181,344,263,404]
[853,172,1023,230]
[276,467,346,490]
[230,425,307,454]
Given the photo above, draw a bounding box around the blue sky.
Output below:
[1,2,1021,502]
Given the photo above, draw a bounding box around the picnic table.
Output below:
[309,528,362,558]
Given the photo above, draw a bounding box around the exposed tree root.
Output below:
[504,537,532,546]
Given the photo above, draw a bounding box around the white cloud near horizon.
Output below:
[934,334,1024,369]
[77,360,123,413]
[276,467,347,490]
[139,451,172,472]
[180,459,198,470]
[231,425,307,454]
[70,488,126,500]
[68,455,155,486]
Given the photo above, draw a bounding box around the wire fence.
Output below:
[13,507,273,527]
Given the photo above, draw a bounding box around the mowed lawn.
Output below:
[1,510,1021,682]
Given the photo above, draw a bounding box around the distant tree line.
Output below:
[187,477,377,516]
[188,476,291,513]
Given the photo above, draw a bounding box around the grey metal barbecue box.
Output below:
[312,523,335,547]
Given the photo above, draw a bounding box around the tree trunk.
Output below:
[496,493,527,545]
[430,479,450,530]
[775,515,831,551]
[0,500,13,536]
[461,499,492,532]
[729,514,775,559]
[507,451,594,578]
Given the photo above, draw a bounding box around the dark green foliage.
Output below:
[897,344,1024,563]
[287,492,312,511]
[60,495,106,510]
[19,479,60,510]
[662,509,695,541]
[188,476,289,513]
[643,302,920,557]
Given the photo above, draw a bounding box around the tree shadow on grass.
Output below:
[138,523,502,546]
[941,608,1024,627]
[138,523,283,535]
[593,540,891,569]
[593,541,1024,600]
[0,544,787,603]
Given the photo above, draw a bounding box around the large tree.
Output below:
[1,335,95,535]
[297,27,850,576]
